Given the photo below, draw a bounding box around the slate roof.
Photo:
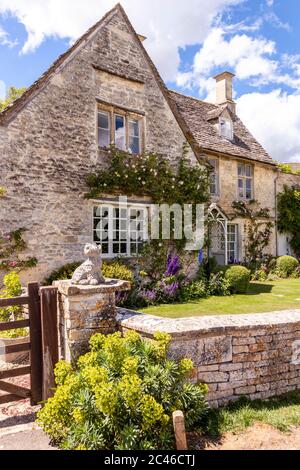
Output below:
[168,90,276,166]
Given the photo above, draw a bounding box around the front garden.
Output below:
[140,279,300,318]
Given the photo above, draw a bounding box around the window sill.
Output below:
[98,146,142,157]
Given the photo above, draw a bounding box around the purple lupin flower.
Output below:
[162,281,179,298]
[165,254,181,277]
[140,289,157,303]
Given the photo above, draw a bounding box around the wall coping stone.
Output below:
[117,309,300,339]
[54,279,131,296]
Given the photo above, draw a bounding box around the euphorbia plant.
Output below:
[37,331,208,450]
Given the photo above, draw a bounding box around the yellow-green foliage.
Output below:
[0,272,28,338]
[0,187,6,198]
[276,255,299,278]
[225,266,251,294]
[102,262,133,282]
[0,86,26,112]
[37,331,208,450]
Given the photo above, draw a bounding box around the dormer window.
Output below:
[219,117,233,140]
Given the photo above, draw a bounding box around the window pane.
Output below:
[98,112,109,130]
[238,164,244,176]
[102,243,109,255]
[227,225,238,263]
[129,136,140,154]
[98,112,110,148]
[220,118,233,140]
[129,120,139,137]
[99,129,110,147]
[245,165,252,177]
[115,115,126,150]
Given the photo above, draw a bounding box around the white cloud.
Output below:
[0,79,5,99]
[176,27,279,94]
[177,25,300,96]
[0,25,17,47]
[0,0,242,80]
[237,90,300,163]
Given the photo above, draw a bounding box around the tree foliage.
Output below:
[0,86,26,112]
[277,185,300,256]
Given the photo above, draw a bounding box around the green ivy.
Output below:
[0,228,38,274]
[277,186,300,256]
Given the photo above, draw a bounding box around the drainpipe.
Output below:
[274,169,280,257]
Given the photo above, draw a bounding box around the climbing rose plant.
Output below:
[85,145,210,205]
[232,200,274,268]
[0,228,38,273]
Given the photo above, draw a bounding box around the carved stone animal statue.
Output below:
[72,243,105,285]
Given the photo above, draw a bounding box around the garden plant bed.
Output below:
[141,279,300,318]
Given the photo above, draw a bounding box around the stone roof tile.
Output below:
[169,90,276,166]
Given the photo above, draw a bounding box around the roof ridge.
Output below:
[0,3,205,163]
[169,89,219,108]
[0,3,122,124]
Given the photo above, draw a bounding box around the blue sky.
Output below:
[1,0,300,162]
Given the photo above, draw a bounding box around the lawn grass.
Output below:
[140,279,300,318]
[204,391,300,436]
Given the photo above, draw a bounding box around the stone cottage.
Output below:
[0,3,298,283]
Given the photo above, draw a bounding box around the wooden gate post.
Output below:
[28,282,43,405]
[40,286,59,401]
[172,410,188,451]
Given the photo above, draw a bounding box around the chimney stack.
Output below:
[213,71,236,114]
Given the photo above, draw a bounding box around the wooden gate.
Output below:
[0,283,58,405]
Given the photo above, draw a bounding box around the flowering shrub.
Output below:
[43,261,133,286]
[37,331,208,450]
[85,146,209,206]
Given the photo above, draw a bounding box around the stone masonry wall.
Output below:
[210,155,278,259]
[119,310,300,407]
[0,8,194,284]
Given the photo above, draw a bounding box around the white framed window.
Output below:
[227,224,238,264]
[220,117,233,140]
[98,107,142,154]
[93,203,149,258]
[209,159,219,195]
[238,163,253,200]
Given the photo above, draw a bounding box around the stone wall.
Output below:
[0,7,193,284]
[118,310,300,407]
[210,155,278,259]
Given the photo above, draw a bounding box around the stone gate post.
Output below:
[54,279,130,362]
